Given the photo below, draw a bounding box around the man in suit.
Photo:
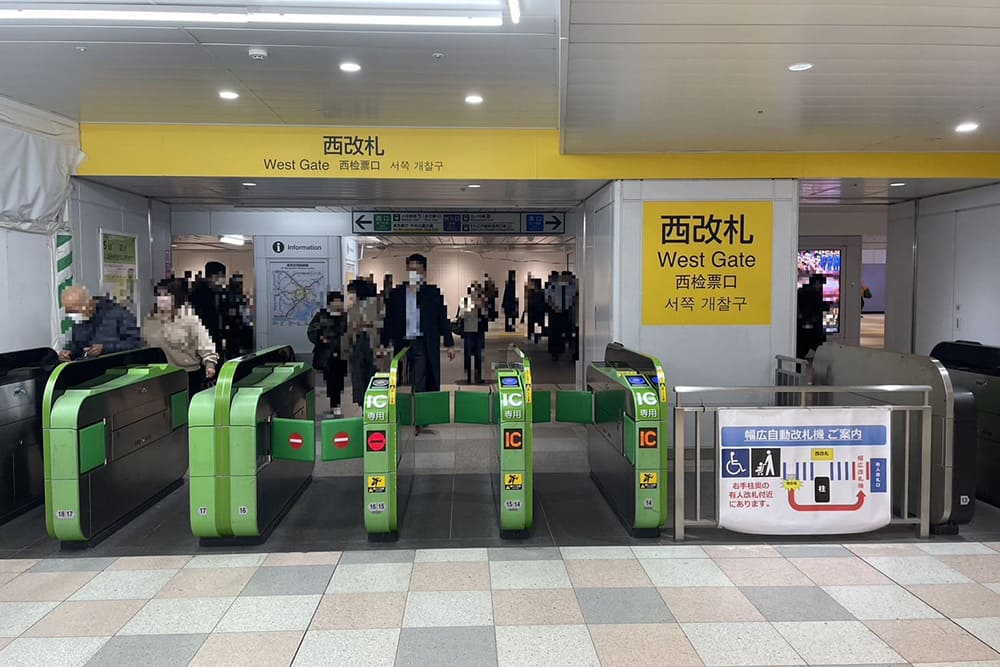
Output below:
[381,254,457,393]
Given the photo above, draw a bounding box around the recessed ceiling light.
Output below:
[508,0,521,24]
[955,121,980,133]
[0,9,503,27]
[788,62,813,72]
[340,62,361,73]
[219,235,246,246]
[219,90,239,100]
[465,94,484,105]
[889,182,906,187]
[242,182,256,187]
[467,184,481,189]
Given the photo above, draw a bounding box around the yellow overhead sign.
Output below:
[642,201,773,326]
[78,124,1000,179]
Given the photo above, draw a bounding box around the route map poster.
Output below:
[269,261,327,331]
[718,407,891,535]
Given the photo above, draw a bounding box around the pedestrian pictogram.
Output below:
[333,432,350,449]
[504,473,523,491]
[367,475,386,493]
[640,472,658,489]
[288,433,303,450]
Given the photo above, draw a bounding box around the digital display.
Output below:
[500,377,519,387]
[627,376,647,386]
[797,249,842,334]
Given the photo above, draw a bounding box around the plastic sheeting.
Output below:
[0,96,82,233]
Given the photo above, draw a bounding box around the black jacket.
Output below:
[65,298,141,360]
[382,284,454,391]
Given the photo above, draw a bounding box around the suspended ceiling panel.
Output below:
[0,0,558,126]
[564,0,1000,152]
[83,176,607,207]
[799,178,1000,204]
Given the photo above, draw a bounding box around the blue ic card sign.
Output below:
[717,407,892,536]
[500,377,519,387]
[627,376,647,386]
[525,214,544,232]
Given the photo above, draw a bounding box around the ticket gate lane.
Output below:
[495,349,533,536]
[43,348,189,545]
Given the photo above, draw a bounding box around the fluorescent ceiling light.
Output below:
[788,62,813,71]
[955,121,979,133]
[889,182,905,187]
[219,235,246,246]
[340,62,361,73]
[508,0,520,24]
[241,182,257,187]
[467,184,482,188]
[465,94,484,105]
[0,9,502,27]
[219,90,239,100]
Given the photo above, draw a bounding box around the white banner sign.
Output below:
[718,407,892,535]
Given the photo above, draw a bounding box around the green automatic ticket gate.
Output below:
[43,348,189,546]
[189,345,363,542]
[557,343,670,537]
[362,346,537,540]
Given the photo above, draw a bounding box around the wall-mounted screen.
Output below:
[797,249,841,334]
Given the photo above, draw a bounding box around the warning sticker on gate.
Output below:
[367,430,386,452]
[718,407,891,535]
[367,475,386,493]
[639,472,658,489]
[504,473,523,491]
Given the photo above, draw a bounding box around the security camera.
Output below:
[249,47,268,61]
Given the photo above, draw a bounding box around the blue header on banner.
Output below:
[721,425,888,447]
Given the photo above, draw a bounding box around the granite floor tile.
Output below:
[565,559,651,588]
[0,636,108,667]
[492,589,584,626]
[0,638,8,651]
[714,557,813,587]
[409,562,490,591]
[396,626,497,667]
[189,630,303,667]
[865,619,1000,664]
[955,617,1000,653]
[292,629,399,667]
[0,572,97,602]
[576,587,673,624]
[590,623,703,667]
[742,586,854,622]
[863,556,972,585]
[241,565,335,597]
[0,559,37,574]
[84,633,206,667]
[775,545,852,558]
[29,558,115,573]
[338,549,415,564]
[702,545,780,559]
[681,622,804,666]
[773,620,904,665]
[69,569,175,601]
[107,556,191,571]
[916,542,996,556]
[936,555,1000,583]
[823,584,941,620]
[261,552,341,567]
[414,548,488,562]
[24,600,144,637]
[326,563,412,593]
[559,546,635,560]
[156,567,255,598]
[119,597,233,635]
[789,556,892,586]
[495,624,599,667]
[659,587,765,623]
[402,591,494,627]
[0,601,59,636]
[490,560,571,589]
[488,547,562,561]
[988,583,1000,595]
[907,584,1000,618]
[310,592,407,629]
[845,543,924,557]
[184,554,266,569]
[639,558,733,588]
[216,595,321,633]
[631,545,708,559]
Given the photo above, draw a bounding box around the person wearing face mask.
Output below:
[189,261,228,358]
[308,291,349,416]
[142,279,219,397]
[381,254,457,399]
[60,285,142,362]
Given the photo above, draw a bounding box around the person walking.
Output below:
[142,278,218,397]
[308,291,348,416]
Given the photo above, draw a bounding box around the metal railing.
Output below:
[774,355,814,406]
[671,384,933,541]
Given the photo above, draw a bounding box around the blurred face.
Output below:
[155,288,174,314]
[329,297,344,312]
[406,260,425,285]
[61,286,94,320]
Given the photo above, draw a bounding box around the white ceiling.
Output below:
[799,178,1000,204]
[83,175,607,206]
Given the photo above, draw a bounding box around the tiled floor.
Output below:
[2,543,1000,666]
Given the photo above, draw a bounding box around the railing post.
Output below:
[919,403,932,538]
[673,405,685,541]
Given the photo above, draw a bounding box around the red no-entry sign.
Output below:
[289,433,304,451]
[367,431,386,452]
[333,432,351,449]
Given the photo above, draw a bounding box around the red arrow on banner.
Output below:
[788,488,866,512]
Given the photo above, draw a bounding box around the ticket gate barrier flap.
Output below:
[1,348,59,525]
[454,391,491,425]
[556,390,593,424]
[43,349,188,543]
[531,390,551,423]
[320,417,365,461]
[414,391,450,426]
